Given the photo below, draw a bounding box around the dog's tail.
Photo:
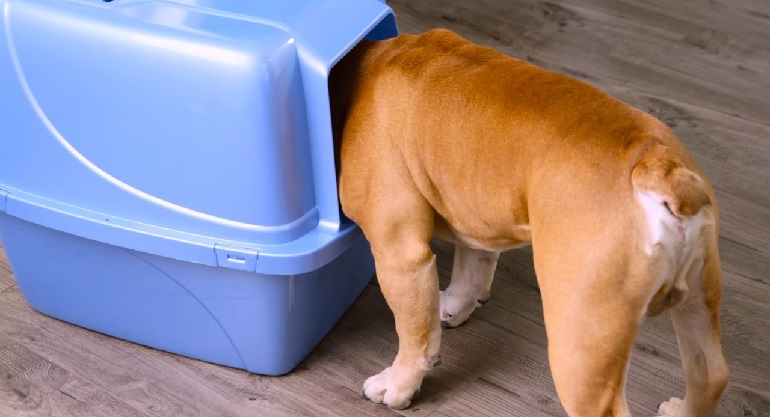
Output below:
[633,141,713,317]
[631,142,711,217]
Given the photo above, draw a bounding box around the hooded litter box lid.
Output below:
[0,0,397,274]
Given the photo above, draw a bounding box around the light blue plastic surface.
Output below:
[0,0,397,274]
[0,213,376,375]
[0,0,397,375]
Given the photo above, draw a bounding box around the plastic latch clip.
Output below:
[214,243,258,272]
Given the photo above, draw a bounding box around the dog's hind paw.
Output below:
[656,397,682,417]
[439,290,485,328]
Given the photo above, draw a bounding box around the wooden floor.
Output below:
[2,0,769,416]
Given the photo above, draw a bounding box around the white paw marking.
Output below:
[363,367,422,409]
[656,397,682,417]
[363,367,389,404]
[439,290,484,328]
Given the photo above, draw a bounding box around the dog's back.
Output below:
[332,29,714,259]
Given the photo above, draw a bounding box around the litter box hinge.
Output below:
[214,243,259,272]
[0,189,8,213]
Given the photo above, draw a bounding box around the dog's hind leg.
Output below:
[657,237,729,417]
[440,245,499,328]
[532,238,644,417]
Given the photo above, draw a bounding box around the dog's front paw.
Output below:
[440,290,486,328]
[656,397,682,417]
[363,367,422,409]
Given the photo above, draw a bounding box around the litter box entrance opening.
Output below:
[327,13,398,224]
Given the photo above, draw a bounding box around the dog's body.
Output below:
[330,29,729,417]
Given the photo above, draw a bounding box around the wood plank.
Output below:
[0,238,15,293]
[0,287,401,417]
[0,335,150,417]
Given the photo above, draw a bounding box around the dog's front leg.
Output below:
[363,241,442,409]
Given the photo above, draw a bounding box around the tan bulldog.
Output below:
[329,29,729,417]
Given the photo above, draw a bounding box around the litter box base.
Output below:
[0,213,375,376]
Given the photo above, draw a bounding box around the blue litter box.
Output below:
[0,0,397,375]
